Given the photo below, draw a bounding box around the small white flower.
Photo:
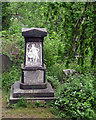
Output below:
[75,112,77,115]
[74,91,76,94]
[80,89,82,92]
[80,83,82,87]
[55,101,57,105]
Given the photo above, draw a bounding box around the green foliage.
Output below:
[55,73,96,119]
[46,75,60,89]
[2,2,96,69]
[50,106,59,116]
[47,63,65,81]
[27,102,35,108]
[8,100,46,109]
[35,100,41,108]
[35,100,45,108]
[2,65,21,91]
[9,98,27,108]
[2,2,96,119]
[46,100,54,107]
[2,30,24,65]
[15,98,27,108]
[2,2,11,30]
[44,32,65,68]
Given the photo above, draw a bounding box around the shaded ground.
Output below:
[2,92,55,118]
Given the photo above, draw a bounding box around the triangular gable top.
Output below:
[22,28,47,37]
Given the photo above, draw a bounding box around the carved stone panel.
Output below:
[26,42,42,67]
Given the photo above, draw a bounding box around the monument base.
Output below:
[10,81,55,104]
[20,82,47,89]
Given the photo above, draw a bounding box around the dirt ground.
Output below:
[2,92,55,118]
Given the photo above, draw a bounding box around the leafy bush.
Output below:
[2,65,21,92]
[55,73,96,119]
[44,32,65,68]
[35,100,45,107]
[47,63,65,82]
[9,98,27,108]
[2,29,25,65]
[46,75,60,89]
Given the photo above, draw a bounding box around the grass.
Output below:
[3,107,54,118]
[2,92,55,118]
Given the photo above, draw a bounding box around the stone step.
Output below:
[20,82,47,89]
[13,81,54,98]
[10,87,55,104]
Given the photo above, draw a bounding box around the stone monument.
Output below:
[10,28,55,103]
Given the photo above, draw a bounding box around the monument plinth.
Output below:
[10,28,55,103]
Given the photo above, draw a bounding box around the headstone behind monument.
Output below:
[0,54,11,72]
[63,69,76,82]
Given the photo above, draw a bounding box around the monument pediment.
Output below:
[22,28,47,37]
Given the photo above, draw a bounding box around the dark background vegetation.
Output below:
[2,2,96,119]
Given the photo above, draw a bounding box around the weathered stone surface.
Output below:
[26,42,42,67]
[63,69,76,76]
[22,28,47,37]
[21,63,46,70]
[0,54,11,72]
[10,81,55,103]
[62,69,76,82]
[10,27,55,104]
[13,82,54,98]
[20,82,47,89]
[23,70,44,84]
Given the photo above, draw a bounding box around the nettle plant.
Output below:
[55,73,96,119]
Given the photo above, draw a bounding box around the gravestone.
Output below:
[0,54,11,73]
[63,69,76,82]
[10,28,55,103]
